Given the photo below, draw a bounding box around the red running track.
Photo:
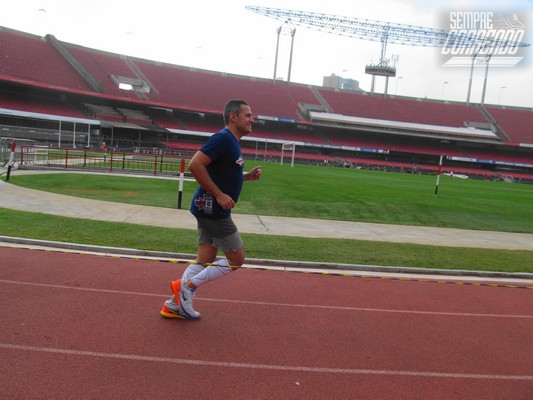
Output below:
[1,245,532,400]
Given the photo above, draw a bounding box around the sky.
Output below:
[1,0,532,108]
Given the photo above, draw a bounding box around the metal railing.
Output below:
[19,146,189,176]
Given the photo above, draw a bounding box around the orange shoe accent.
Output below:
[160,304,185,319]
[170,279,181,300]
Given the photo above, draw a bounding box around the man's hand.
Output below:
[246,166,262,181]
[214,192,235,210]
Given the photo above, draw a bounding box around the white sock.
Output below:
[191,259,232,288]
[182,262,205,283]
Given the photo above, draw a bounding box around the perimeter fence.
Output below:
[19,146,191,177]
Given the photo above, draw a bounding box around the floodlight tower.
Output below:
[246,6,529,100]
[273,21,297,82]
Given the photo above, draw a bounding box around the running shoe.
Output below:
[178,278,201,319]
[160,299,188,319]
[170,279,201,319]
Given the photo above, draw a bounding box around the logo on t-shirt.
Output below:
[194,194,213,215]
[236,156,244,166]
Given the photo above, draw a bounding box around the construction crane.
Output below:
[246,5,529,102]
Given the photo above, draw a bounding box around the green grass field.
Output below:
[8,164,533,232]
[2,163,532,273]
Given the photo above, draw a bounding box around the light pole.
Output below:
[395,76,403,95]
[480,54,492,106]
[466,50,480,105]
[498,86,507,105]
[272,23,296,83]
[441,81,449,100]
[287,27,296,83]
[273,25,282,81]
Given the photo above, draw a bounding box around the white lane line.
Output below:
[1,343,532,381]
[1,279,532,319]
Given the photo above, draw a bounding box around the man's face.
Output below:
[233,105,254,136]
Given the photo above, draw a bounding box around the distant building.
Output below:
[323,74,363,92]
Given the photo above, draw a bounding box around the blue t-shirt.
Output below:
[190,128,244,219]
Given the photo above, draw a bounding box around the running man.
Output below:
[161,99,262,319]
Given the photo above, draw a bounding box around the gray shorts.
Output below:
[196,216,243,253]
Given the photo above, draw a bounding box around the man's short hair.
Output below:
[223,99,249,125]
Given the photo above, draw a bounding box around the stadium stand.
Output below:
[249,128,281,141]
[275,125,326,144]
[115,108,153,126]
[484,106,533,145]
[0,26,532,182]
[0,28,91,91]
[317,88,488,128]
[65,46,141,99]
[170,112,222,133]
[321,128,466,157]
[83,104,124,123]
[151,112,186,130]
[132,59,321,120]
[161,141,202,151]
[462,149,533,165]
[0,90,87,119]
